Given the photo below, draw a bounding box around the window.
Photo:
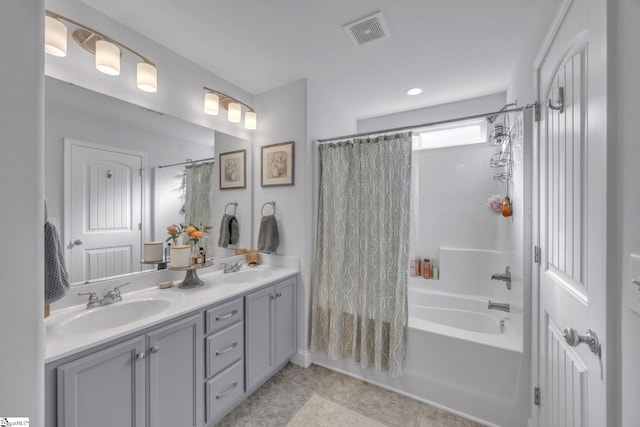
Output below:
[413,119,487,151]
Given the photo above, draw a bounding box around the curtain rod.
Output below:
[316,104,536,144]
[157,156,216,169]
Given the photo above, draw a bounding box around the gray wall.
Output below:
[0,0,45,424]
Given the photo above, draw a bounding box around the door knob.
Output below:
[562,327,600,355]
[69,239,83,248]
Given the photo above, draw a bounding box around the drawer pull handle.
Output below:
[216,381,238,399]
[276,292,282,298]
[215,341,238,356]
[215,309,238,321]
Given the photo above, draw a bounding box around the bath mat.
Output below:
[287,394,386,427]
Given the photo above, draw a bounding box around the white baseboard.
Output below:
[291,349,312,367]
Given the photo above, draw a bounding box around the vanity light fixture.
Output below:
[406,87,422,96]
[203,87,257,130]
[44,11,158,93]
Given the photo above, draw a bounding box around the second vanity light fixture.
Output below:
[203,87,257,130]
[44,11,158,93]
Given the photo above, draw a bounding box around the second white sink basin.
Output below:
[222,267,273,284]
[49,299,171,335]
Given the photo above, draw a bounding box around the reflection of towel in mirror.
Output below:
[45,221,69,304]
[218,214,240,248]
[257,215,278,253]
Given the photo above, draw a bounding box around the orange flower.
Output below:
[185,226,196,235]
[167,225,179,234]
[191,230,203,239]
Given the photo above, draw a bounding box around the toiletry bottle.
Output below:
[410,258,417,278]
[416,258,422,277]
[199,246,206,261]
[423,259,431,280]
[431,261,439,280]
[165,243,171,262]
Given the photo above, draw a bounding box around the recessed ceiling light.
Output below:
[407,88,422,96]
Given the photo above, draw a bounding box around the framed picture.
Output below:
[219,149,246,189]
[261,141,294,186]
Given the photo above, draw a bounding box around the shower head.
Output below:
[486,114,498,124]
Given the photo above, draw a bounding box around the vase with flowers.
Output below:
[185,224,212,266]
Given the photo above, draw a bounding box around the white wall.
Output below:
[612,0,640,424]
[45,0,254,141]
[252,80,310,360]
[0,0,45,424]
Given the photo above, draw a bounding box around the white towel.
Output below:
[45,221,69,304]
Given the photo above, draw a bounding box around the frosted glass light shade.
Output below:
[95,40,120,76]
[45,16,67,57]
[245,111,257,130]
[228,102,241,123]
[204,92,219,115]
[137,62,157,92]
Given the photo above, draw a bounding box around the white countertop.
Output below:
[45,264,298,364]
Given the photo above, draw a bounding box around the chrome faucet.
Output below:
[222,260,242,274]
[78,282,130,309]
[488,301,511,312]
[491,266,511,290]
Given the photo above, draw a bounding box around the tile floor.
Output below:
[217,363,486,427]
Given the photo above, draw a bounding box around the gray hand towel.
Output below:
[45,221,69,304]
[218,214,240,248]
[257,214,278,253]
[229,216,239,245]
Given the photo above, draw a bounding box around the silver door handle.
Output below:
[563,328,600,355]
[215,309,238,321]
[69,239,83,248]
[216,381,238,399]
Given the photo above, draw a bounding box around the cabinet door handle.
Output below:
[150,346,159,354]
[270,294,275,300]
[275,292,282,298]
[215,309,238,321]
[216,381,238,399]
[215,341,238,356]
[136,352,145,360]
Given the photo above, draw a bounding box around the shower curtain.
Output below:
[184,161,215,257]
[311,132,412,377]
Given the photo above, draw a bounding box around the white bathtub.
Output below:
[408,288,520,352]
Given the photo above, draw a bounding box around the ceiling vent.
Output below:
[343,11,389,47]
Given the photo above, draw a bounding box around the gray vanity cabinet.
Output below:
[53,314,202,427]
[245,276,297,392]
[148,314,203,427]
[56,336,146,427]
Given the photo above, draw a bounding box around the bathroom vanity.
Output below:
[44,264,298,427]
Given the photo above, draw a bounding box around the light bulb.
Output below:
[45,16,67,57]
[228,102,241,123]
[204,92,219,115]
[245,111,257,130]
[137,62,157,92]
[95,40,120,76]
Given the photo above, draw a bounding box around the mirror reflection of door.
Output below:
[65,139,144,284]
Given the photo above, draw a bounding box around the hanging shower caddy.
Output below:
[488,112,514,217]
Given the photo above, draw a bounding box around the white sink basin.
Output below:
[49,299,171,335]
[222,267,273,284]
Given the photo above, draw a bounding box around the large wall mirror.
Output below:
[45,77,253,285]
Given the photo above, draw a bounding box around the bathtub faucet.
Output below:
[491,266,511,290]
[488,301,511,312]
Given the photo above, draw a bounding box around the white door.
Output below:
[65,139,144,283]
[535,0,607,425]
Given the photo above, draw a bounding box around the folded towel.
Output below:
[218,214,240,248]
[257,214,278,253]
[45,221,69,304]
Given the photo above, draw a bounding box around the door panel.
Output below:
[536,0,606,425]
[66,139,143,283]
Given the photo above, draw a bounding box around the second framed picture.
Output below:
[219,149,246,189]
[261,141,294,187]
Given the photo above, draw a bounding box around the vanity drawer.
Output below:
[206,298,243,334]
[206,321,243,379]
[205,360,244,423]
